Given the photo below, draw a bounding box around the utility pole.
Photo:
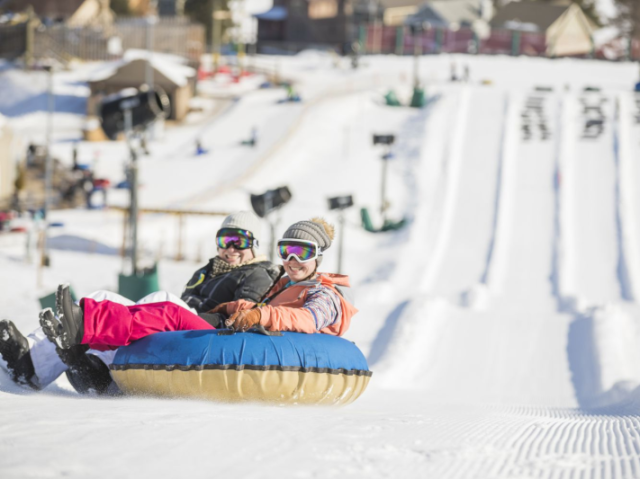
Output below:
[145,12,156,147]
[122,105,139,275]
[212,0,221,73]
[337,212,345,273]
[24,6,35,68]
[236,0,246,75]
[146,15,155,89]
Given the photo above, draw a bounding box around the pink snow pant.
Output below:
[81,298,215,349]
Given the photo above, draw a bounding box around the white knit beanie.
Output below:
[219,211,262,257]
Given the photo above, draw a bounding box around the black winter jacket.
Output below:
[181,259,283,313]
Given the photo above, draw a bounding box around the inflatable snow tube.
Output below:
[110,330,372,405]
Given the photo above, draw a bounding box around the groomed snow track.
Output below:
[369,79,640,475]
[2,56,640,479]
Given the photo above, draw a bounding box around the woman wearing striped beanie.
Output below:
[43,218,359,353]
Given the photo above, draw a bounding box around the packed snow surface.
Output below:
[1,53,640,478]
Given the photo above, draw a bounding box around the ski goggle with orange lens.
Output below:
[277,239,322,263]
[216,228,255,250]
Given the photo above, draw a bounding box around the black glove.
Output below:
[198,312,225,328]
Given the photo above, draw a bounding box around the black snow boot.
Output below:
[54,284,84,349]
[39,308,63,347]
[56,345,113,395]
[0,320,39,390]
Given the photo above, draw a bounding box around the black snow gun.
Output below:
[99,87,170,140]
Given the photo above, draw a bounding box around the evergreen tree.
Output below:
[573,0,603,27]
[533,0,602,27]
[184,0,231,47]
[110,0,132,17]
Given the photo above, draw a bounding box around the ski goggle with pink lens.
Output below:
[277,239,322,263]
[216,228,255,250]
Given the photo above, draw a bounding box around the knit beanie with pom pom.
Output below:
[281,218,335,266]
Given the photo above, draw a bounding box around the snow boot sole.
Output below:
[39,308,63,346]
[63,351,113,396]
[0,320,39,390]
[54,284,84,349]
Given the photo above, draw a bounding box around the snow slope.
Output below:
[1,54,640,478]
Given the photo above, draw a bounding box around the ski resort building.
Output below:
[490,0,596,57]
[384,0,492,29]
[87,53,196,122]
[255,0,356,53]
[6,0,114,28]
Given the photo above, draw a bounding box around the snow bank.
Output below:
[569,303,640,409]
[371,297,449,389]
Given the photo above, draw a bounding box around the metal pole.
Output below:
[337,212,345,274]
[380,153,388,223]
[42,65,54,268]
[266,193,274,261]
[124,108,138,275]
[25,6,35,68]
[269,219,276,262]
[413,30,421,87]
[176,214,184,261]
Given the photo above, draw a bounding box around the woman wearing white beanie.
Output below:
[181,210,282,313]
[1,212,282,394]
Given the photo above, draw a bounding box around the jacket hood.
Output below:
[276,272,351,288]
[317,273,350,287]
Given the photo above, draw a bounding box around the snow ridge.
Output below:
[421,86,471,292]
[479,91,519,296]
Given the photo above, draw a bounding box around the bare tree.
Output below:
[614,0,640,40]
[528,0,603,26]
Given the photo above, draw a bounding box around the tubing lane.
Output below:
[480,92,519,295]
[420,86,471,292]
[180,74,394,207]
[554,94,577,301]
[426,87,506,300]
[554,92,577,303]
[568,93,621,304]
[614,93,640,301]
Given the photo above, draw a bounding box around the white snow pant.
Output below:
[28,291,195,388]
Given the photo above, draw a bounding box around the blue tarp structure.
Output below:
[254,6,288,21]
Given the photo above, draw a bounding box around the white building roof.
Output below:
[89,49,196,87]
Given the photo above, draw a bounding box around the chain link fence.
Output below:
[0,17,204,64]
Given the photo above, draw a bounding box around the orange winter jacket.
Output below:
[224,273,358,336]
